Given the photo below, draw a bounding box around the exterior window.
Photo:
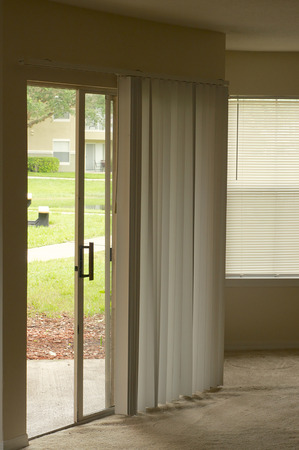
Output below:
[53,140,70,163]
[226,98,299,278]
[53,111,70,121]
[85,119,104,131]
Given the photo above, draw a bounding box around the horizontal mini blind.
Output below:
[226,98,299,277]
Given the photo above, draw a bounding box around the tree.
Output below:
[85,93,105,130]
[27,86,105,128]
[27,86,75,128]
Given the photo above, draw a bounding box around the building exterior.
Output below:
[28,111,105,172]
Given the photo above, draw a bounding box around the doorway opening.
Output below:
[27,84,115,437]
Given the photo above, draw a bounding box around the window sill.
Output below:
[225,278,299,287]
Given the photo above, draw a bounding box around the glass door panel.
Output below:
[75,92,113,418]
[27,85,76,437]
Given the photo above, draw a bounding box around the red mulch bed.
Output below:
[27,313,105,360]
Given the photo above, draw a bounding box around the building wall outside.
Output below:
[28,114,105,172]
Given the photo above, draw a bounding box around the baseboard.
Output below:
[225,342,299,351]
[1,434,29,450]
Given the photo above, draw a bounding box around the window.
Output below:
[53,111,70,121]
[53,140,70,163]
[85,117,104,131]
[226,98,299,278]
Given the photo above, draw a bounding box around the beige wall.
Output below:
[28,114,77,171]
[28,114,105,172]
[225,51,299,350]
[28,118,76,152]
[225,284,299,349]
[28,112,105,151]
[1,0,225,444]
[226,51,299,96]
[7,1,225,81]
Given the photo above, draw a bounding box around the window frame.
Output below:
[226,96,299,283]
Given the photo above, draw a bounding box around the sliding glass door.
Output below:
[75,90,115,420]
[27,85,116,437]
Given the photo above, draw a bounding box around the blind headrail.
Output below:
[18,57,229,87]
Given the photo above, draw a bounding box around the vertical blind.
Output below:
[226,98,299,277]
[130,77,228,411]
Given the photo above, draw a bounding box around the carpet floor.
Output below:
[27,350,299,449]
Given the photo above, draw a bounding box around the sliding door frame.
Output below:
[74,87,117,423]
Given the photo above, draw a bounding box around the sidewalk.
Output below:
[27,359,105,438]
[28,236,106,262]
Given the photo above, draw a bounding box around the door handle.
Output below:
[79,242,94,280]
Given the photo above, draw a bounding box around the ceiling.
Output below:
[50,0,299,51]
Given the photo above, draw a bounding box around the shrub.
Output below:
[28,157,60,173]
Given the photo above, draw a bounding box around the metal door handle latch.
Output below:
[79,242,94,280]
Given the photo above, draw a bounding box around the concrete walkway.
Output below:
[28,236,106,262]
[27,359,105,438]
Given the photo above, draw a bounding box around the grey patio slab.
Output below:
[27,359,105,438]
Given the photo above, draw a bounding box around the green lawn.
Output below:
[28,171,106,179]
[28,211,105,248]
[27,175,110,317]
[28,177,106,211]
[28,176,110,247]
[28,253,106,317]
